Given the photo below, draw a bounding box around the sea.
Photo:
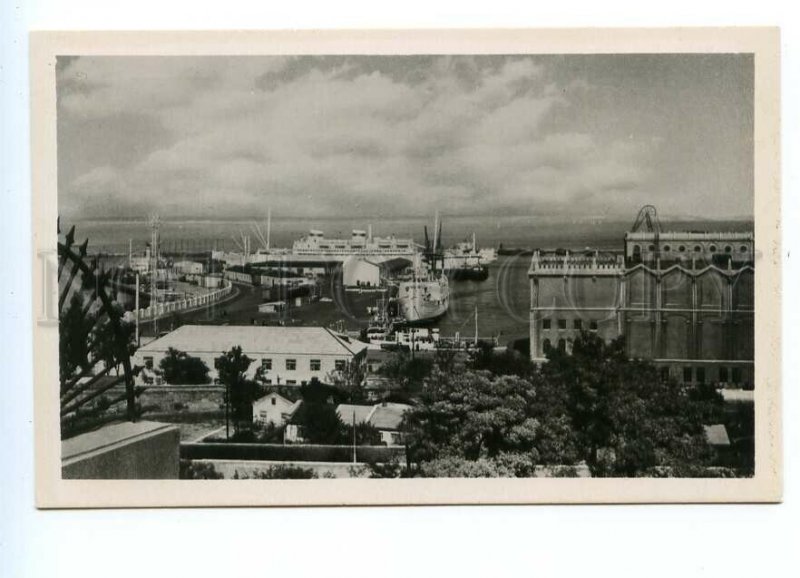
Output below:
[69,215,753,345]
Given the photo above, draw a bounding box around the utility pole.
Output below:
[225,380,230,441]
[150,214,160,336]
[352,409,357,464]
[135,272,140,345]
[474,305,478,346]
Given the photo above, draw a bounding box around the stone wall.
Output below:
[62,421,180,479]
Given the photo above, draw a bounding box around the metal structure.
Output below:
[58,221,142,438]
[149,214,161,336]
[631,204,662,234]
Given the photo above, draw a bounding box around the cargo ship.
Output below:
[394,214,450,324]
[396,264,450,324]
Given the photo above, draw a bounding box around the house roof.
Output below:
[336,404,376,424]
[253,392,293,406]
[137,325,368,357]
[370,403,411,430]
[703,424,731,446]
[335,402,411,430]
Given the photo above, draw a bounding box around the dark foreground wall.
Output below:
[181,442,405,464]
[62,421,180,479]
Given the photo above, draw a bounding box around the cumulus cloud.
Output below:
[57,54,749,221]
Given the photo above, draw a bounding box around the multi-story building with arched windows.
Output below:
[528,226,754,388]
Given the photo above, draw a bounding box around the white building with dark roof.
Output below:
[133,325,368,387]
[336,402,412,446]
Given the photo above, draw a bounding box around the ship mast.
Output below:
[266,207,271,252]
[149,214,160,336]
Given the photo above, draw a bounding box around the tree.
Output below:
[216,345,255,438]
[540,331,725,477]
[401,332,727,478]
[404,368,538,466]
[158,347,210,384]
[293,401,343,445]
[378,351,434,397]
[326,359,368,403]
[468,341,536,379]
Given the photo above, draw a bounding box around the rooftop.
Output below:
[336,404,376,424]
[137,325,368,357]
[336,402,412,430]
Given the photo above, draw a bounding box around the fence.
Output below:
[181,442,405,463]
[136,281,233,321]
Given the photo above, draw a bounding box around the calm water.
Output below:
[75,216,751,345]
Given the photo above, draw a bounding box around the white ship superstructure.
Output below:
[291,228,419,263]
[396,216,450,324]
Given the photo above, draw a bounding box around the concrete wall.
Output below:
[62,421,180,479]
[140,385,225,413]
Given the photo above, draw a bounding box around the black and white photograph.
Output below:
[30,30,781,505]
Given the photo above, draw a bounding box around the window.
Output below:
[301,380,308,386]
[725,245,733,253]
[286,380,297,385]
[143,356,154,370]
[719,367,729,383]
[573,319,582,330]
[542,338,552,353]
[271,398,276,406]
[261,358,272,370]
[263,379,272,385]
[557,339,567,352]
[694,245,702,252]
[558,319,567,330]
[696,367,706,384]
[678,245,686,252]
[589,320,598,331]
[542,319,551,330]
[335,359,347,371]
[740,245,748,253]
[662,245,671,252]
[732,367,743,383]
[659,367,670,382]
[683,367,693,383]
[708,245,717,253]
[285,359,296,371]
[260,411,267,418]
[310,359,321,371]
[648,244,655,251]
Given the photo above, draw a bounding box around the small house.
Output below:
[252,392,301,427]
[335,402,412,446]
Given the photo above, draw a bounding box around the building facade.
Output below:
[133,325,368,386]
[529,229,754,387]
[252,392,301,426]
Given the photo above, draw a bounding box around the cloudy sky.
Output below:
[57,54,753,221]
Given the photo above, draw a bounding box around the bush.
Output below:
[180,460,223,479]
[234,465,317,479]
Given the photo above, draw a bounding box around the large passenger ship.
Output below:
[291,228,419,263]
